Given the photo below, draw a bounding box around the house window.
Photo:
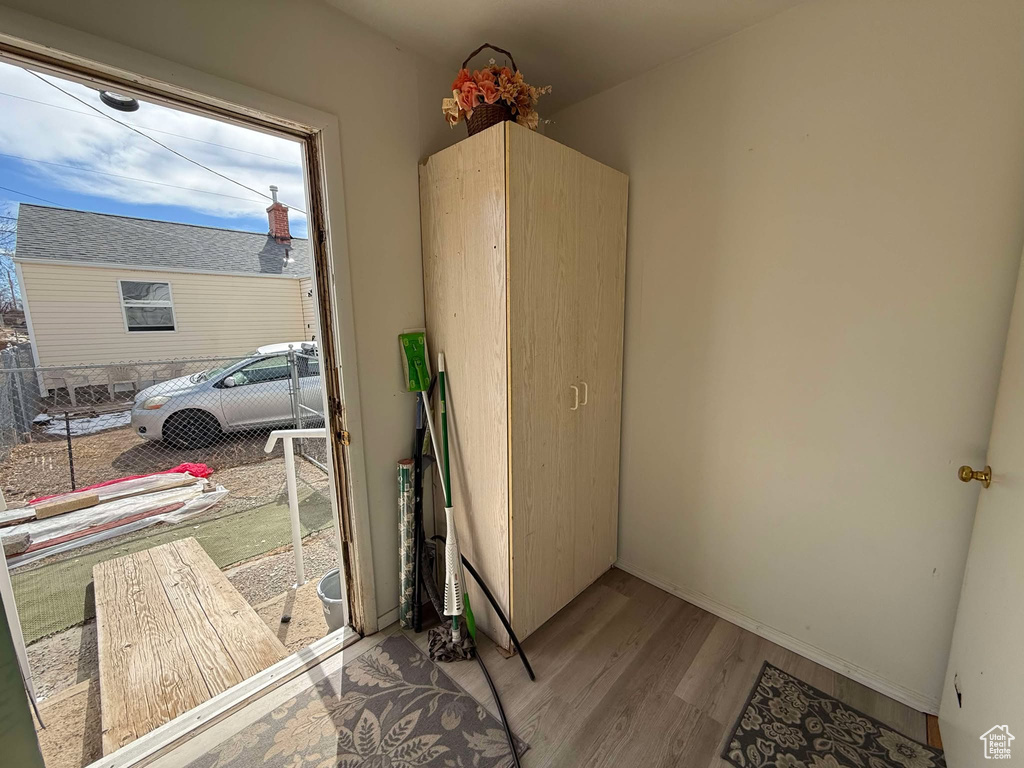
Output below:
[119,280,176,332]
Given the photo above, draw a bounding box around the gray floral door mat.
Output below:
[187,634,527,768]
[723,662,944,768]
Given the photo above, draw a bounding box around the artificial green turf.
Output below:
[12,488,333,644]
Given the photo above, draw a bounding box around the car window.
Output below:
[230,355,290,386]
[195,360,240,383]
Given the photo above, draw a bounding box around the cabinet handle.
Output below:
[580,381,588,406]
[570,385,579,411]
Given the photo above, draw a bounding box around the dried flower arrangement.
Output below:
[442,44,552,136]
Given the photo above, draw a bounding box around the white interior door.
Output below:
[939,253,1024,765]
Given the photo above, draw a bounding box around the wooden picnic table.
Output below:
[93,537,287,755]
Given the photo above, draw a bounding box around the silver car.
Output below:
[131,342,321,448]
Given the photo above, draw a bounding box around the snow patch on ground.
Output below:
[43,410,132,437]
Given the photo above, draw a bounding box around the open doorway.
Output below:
[0,43,368,768]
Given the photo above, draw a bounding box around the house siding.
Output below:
[299,277,317,340]
[18,260,307,368]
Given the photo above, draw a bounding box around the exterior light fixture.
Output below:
[99,91,140,112]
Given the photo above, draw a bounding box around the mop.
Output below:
[399,336,525,766]
[437,352,476,642]
[398,331,535,678]
[400,332,474,652]
[430,351,520,768]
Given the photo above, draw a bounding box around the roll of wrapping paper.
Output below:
[398,458,416,629]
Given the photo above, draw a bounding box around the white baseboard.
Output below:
[614,559,940,715]
[377,606,399,630]
[377,591,434,634]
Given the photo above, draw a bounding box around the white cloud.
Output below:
[0,61,307,233]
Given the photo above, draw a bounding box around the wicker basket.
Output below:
[462,43,517,137]
[466,102,514,136]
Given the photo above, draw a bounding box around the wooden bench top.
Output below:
[93,537,287,755]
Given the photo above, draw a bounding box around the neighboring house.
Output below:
[13,196,317,377]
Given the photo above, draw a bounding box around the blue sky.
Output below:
[0,60,307,238]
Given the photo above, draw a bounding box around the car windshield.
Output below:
[191,360,243,383]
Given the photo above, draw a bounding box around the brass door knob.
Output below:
[958,465,991,488]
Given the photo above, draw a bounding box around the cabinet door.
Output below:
[574,161,628,594]
[507,124,583,639]
[507,123,626,639]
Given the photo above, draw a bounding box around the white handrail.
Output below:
[265,427,328,587]
[264,428,328,449]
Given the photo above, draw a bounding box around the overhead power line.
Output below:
[25,70,307,215]
[0,151,272,205]
[0,185,56,205]
[0,183,225,246]
[0,89,293,163]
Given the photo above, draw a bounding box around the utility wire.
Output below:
[25,70,307,214]
[0,185,55,205]
[0,152,269,205]
[0,184,225,246]
[0,89,293,163]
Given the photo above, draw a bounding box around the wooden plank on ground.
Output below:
[94,538,289,754]
[94,549,211,755]
[94,473,198,503]
[148,541,245,696]
[33,492,99,519]
[170,538,287,682]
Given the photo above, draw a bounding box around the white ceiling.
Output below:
[325,0,809,113]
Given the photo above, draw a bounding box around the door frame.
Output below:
[0,15,379,762]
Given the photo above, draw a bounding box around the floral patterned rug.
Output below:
[723,662,945,768]
[187,634,527,768]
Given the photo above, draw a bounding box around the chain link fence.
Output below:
[0,345,326,502]
[1,344,337,668]
[0,341,37,462]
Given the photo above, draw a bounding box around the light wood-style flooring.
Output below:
[408,568,927,767]
[155,568,927,768]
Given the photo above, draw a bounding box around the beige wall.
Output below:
[18,261,305,367]
[0,0,456,620]
[298,277,316,341]
[549,0,1024,710]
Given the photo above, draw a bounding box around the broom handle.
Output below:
[432,356,477,638]
[438,353,452,505]
[420,391,447,506]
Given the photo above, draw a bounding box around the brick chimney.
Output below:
[266,185,291,244]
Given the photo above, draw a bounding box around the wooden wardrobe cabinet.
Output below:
[419,122,628,650]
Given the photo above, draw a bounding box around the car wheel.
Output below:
[162,410,221,449]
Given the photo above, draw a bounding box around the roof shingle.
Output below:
[13,204,310,277]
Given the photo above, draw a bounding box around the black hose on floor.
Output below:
[476,652,522,768]
[430,535,535,681]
